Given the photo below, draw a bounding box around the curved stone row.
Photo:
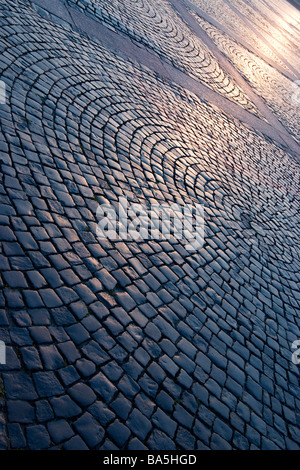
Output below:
[0,0,299,451]
[192,15,300,141]
[65,0,258,114]
[245,0,300,46]
[228,0,300,69]
[190,0,291,72]
[265,0,300,35]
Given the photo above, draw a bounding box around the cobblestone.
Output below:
[0,0,299,451]
[66,0,258,114]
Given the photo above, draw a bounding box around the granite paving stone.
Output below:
[0,0,299,451]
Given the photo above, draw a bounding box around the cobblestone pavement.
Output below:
[65,0,258,113]
[192,15,300,140]
[228,0,300,68]
[0,0,299,451]
[190,0,296,72]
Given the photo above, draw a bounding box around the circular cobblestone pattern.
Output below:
[0,0,299,451]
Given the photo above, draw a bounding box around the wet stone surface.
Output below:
[190,0,298,72]
[192,14,300,140]
[0,0,299,451]
[65,0,258,113]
